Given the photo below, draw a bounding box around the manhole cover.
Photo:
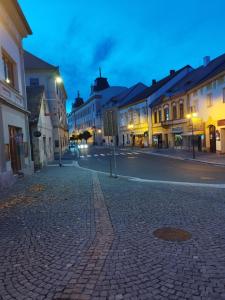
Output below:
[153,227,191,242]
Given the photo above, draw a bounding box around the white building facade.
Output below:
[0,0,33,190]
[24,51,68,156]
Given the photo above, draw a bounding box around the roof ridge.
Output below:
[24,50,58,70]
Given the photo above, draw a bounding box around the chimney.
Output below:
[152,79,157,85]
[203,56,210,67]
[170,70,175,75]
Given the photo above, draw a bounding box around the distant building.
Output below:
[118,66,193,147]
[27,86,54,169]
[103,82,147,146]
[0,0,32,190]
[68,91,84,138]
[72,74,127,145]
[150,54,225,153]
[24,51,68,156]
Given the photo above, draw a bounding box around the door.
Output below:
[9,126,22,173]
[209,125,216,153]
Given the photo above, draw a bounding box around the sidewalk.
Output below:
[121,146,225,166]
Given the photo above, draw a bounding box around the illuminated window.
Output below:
[164,106,169,121]
[2,51,15,88]
[206,93,212,107]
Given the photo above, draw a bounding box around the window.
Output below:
[164,106,169,121]
[172,103,177,119]
[2,51,15,88]
[158,110,162,122]
[30,78,39,86]
[223,88,225,103]
[154,111,157,123]
[179,102,184,118]
[206,93,212,107]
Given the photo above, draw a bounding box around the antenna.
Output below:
[99,67,102,78]
[77,90,80,97]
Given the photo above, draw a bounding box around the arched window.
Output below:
[164,105,169,121]
[179,101,184,118]
[172,103,177,119]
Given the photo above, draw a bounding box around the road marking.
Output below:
[127,152,133,155]
[74,162,225,189]
[80,155,85,158]
[94,154,99,157]
[133,152,140,154]
[120,153,126,155]
[87,155,92,157]
[100,154,105,156]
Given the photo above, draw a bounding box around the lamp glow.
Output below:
[56,76,63,84]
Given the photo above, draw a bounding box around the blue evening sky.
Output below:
[19,0,225,112]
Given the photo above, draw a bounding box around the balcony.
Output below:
[161,118,187,128]
[0,80,24,108]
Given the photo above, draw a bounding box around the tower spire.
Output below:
[99,67,102,78]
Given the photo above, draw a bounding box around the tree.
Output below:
[78,133,83,141]
[82,131,92,143]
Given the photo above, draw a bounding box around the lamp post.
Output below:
[186,112,198,159]
[43,76,64,167]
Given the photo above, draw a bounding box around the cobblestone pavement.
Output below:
[0,166,225,299]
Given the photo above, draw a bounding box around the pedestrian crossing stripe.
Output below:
[79,152,141,159]
[100,154,105,156]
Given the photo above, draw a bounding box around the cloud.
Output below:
[91,37,117,68]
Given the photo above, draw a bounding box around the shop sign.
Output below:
[217,119,225,126]
[172,127,183,133]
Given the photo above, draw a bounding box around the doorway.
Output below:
[209,125,216,153]
[9,126,22,173]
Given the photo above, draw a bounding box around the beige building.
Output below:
[24,51,68,156]
[27,86,54,169]
[0,0,33,190]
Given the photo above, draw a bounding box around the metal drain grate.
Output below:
[153,227,191,242]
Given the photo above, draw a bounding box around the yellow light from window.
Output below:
[192,112,198,118]
[128,124,134,129]
[186,114,191,119]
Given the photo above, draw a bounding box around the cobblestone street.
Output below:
[1,166,225,299]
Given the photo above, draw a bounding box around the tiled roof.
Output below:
[150,52,225,107]
[120,65,191,108]
[26,86,45,122]
[24,50,58,70]
[105,82,147,108]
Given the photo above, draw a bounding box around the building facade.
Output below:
[72,75,127,145]
[24,51,68,156]
[27,86,54,169]
[0,0,33,190]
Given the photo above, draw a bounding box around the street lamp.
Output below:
[186,112,198,159]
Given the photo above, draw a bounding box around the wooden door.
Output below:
[9,126,21,173]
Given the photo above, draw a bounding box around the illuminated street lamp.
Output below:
[55,76,63,84]
[186,112,198,159]
[97,129,102,134]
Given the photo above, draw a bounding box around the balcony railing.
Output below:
[161,118,187,128]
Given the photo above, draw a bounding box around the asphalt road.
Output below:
[77,146,225,184]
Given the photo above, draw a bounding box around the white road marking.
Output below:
[100,154,105,156]
[94,154,99,157]
[120,153,126,155]
[127,152,133,155]
[87,155,92,157]
[74,162,225,189]
[80,155,85,158]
